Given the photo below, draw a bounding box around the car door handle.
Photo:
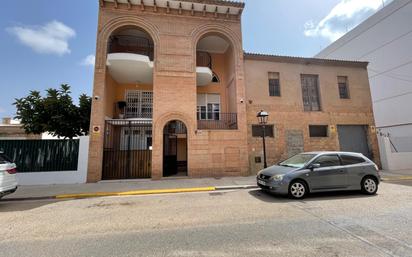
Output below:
[339,169,345,173]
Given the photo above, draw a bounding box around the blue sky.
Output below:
[0,0,389,118]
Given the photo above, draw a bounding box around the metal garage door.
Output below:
[337,125,371,158]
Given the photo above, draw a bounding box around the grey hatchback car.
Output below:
[257,152,380,199]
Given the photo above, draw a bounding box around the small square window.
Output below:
[338,76,349,99]
[309,125,328,137]
[268,72,281,97]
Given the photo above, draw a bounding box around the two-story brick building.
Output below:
[87,0,379,182]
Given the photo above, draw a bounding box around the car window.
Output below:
[313,155,341,168]
[340,155,365,165]
[0,153,12,164]
[279,154,317,168]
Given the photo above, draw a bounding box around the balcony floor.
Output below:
[107,53,153,84]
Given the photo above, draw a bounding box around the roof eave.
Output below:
[244,52,369,68]
[179,0,245,8]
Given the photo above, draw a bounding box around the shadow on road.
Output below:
[249,188,376,203]
[0,199,66,212]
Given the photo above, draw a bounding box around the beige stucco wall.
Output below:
[104,72,153,119]
[244,58,380,174]
[177,138,187,162]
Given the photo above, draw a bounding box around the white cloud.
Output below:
[304,0,390,42]
[81,54,95,67]
[7,20,76,56]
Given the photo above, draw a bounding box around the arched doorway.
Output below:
[163,120,188,177]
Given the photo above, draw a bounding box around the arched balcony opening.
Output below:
[196,34,238,130]
[105,26,155,120]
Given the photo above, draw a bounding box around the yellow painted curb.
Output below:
[382,176,412,181]
[55,187,216,199]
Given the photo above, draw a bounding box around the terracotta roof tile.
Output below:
[244,52,368,68]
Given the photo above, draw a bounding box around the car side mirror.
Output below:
[309,163,321,170]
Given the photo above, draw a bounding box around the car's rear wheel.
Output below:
[288,180,308,199]
[361,176,378,195]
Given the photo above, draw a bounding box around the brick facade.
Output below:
[87,1,379,182]
[244,55,380,173]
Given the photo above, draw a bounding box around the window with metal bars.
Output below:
[338,76,350,99]
[125,90,153,118]
[301,74,321,111]
[268,72,281,96]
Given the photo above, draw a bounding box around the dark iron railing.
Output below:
[196,51,212,68]
[0,139,79,172]
[197,113,238,130]
[108,35,154,61]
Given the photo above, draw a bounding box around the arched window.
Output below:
[212,72,220,83]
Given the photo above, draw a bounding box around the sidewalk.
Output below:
[380,170,412,180]
[2,176,257,201]
[3,170,412,201]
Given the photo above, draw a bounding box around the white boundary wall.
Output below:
[379,136,412,172]
[316,0,412,172]
[16,136,89,185]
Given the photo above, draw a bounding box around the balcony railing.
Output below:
[197,113,238,130]
[196,51,212,68]
[108,35,154,61]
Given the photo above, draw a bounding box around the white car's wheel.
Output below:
[288,181,308,199]
[361,176,378,195]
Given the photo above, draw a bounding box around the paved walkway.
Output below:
[380,169,412,178]
[3,170,411,201]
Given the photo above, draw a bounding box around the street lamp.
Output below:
[257,110,269,168]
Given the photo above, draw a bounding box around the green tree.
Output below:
[14,84,92,139]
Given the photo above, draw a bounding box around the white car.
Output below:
[0,152,18,199]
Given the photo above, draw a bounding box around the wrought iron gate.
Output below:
[103,120,152,180]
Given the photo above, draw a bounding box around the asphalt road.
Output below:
[1,182,412,257]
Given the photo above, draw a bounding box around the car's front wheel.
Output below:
[361,176,378,195]
[288,180,308,199]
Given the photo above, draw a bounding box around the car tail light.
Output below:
[6,168,17,174]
